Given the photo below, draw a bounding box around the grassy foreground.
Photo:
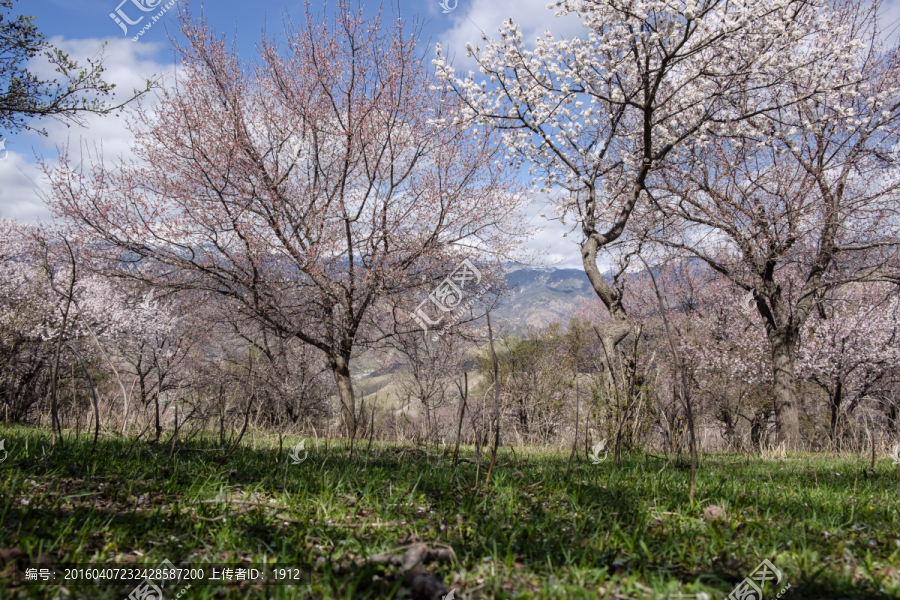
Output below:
[0,425,898,599]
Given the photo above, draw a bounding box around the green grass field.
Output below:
[0,425,898,599]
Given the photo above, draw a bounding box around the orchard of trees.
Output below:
[3,0,900,466]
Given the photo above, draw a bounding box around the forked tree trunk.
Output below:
[449,372,468,485]
[49,271,76,448]
[769,330,801,449]
[581,210,633,359]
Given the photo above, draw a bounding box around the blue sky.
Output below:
[2,0,900,269]
[27,0,461,53]
[0,0,588,266]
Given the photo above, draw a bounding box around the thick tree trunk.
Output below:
[829,379,843,442]
[719,407,736,448]
[330,352,357,451]
[138,367,147,409]
[153,369,163,442]
[769,331,801,449]
[153,392,162,442]
[517,399,528,433]
[750,411,765,452]
[581,224,632,356]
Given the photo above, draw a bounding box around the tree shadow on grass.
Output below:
[2,431,897,599]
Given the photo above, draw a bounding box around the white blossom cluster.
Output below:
[432,0,852,228]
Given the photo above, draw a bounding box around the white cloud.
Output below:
[526,218,582,268]
[0,36,175,223]
[878,0,900,46]
[433,0,587,73]
[436,0,900,273]
[433,1,589,269]
[0,152,49,222]
[510,190,581,269]
[2,21,588,268]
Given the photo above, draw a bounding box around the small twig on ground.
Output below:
[325,520,406,529]
[361,543,456,572]
[274,514,301,524]
[192,514,229,523]
[188,498,301,524]
[189,500,288,509]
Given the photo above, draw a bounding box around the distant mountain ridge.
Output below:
[494,266,598,330]
[352,266,597,390]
